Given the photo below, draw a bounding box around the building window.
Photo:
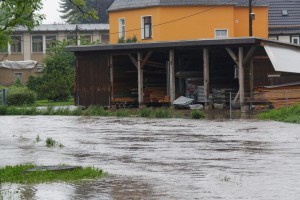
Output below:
[80,35,92,45]
[67,35,76,45]
[32,35,43,53]
[15,72,23,81]
[119,18,126,40]
[215,29,228,38]
[292,36,299,45]
[11,35,22,53]
[142,16,152,39]
[46,35,56,49]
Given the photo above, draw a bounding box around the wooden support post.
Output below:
[203,48,210,106]
[249,58,254,101]
[169,50,175,103]
[137,52,143,106]
[239,47,245,110]
[109,55,114,107]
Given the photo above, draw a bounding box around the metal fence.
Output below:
[0,89,8,105]
[210,89,299,109]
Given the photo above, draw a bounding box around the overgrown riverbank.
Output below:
[258,104,300,124]
[0,106,205,119]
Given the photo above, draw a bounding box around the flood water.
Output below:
[0,116,300,200]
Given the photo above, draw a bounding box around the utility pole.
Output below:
[75,25,80,46]
[249,0,253,36]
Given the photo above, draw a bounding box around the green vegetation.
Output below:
[118,35,138,43]
[7,86,36,106]
[35,99,74,107]
[0,164,104,184]
[190,110,206,119]
[258,104,300,124]
[27,41,75,102]
[0,105,206,119]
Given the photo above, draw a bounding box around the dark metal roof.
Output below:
[268,0,300,34]
[66,37,281,53]
[107,0,268,12]
[14,24,109,32]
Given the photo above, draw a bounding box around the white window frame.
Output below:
[45,35,57,50]
[214,29,228,38]
[15,72,23,81]
[80,34,92,45]
[32,35,43,53]
[141,15,152,39]
[118,18,126,39]
[291,36,300,45]
[10,35,23,54]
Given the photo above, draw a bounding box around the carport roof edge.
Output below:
[66,37,260,52]
[66,37,300,52]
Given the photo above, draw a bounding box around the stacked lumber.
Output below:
[144,87,168,103]
[254,87,300,108]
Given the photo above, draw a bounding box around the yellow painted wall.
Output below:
[234,7,268,38]
[109,7,161,44]
[109,5,268,44]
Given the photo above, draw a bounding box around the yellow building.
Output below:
[108,0,268,44]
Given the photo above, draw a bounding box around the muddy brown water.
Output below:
[0,116,300,200]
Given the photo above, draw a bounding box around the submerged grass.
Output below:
[258,104,300,124]
[0,164,104,184]
[0,105,206,119]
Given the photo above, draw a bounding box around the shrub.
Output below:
[115,109,130,117]
[138,108,152,117]
[0,105,7,115]
[7,86,36,106]
[154,108,171,118]
[190,110,205,119]
[84,106,109,116]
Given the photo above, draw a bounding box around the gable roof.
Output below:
[268,0,300,35]
[107,0,268,12]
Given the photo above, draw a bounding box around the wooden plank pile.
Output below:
[144,87,169,103]
[254,85,300,108]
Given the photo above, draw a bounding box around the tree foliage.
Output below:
[28,41,75,101]
[0,0,44,48]
[59,0,99,24]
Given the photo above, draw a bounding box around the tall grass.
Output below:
[0,164,104,184]
[258,104,300,124]
[0,105,206,119]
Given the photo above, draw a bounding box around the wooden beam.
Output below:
[203,48,210,105]
[243,46,257,66]
[141,51,153,67]
[239,47,245,109]
[137,52,143,106]
[169,49,175,103]
[226,48,239,65]
[109,55,114,106]
[128,54,137,69]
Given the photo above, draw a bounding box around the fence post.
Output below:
[285,90,288,108]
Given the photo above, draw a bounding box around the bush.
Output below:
[138,108,152,117]
[190,110,205,119]
[154,108,171,118]
[7,86,36,106]
[0,105,7,115]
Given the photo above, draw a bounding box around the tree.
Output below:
[0,0,44,48]
[28,41,75,101]
[0,0,96,50]
[59,0,113,24]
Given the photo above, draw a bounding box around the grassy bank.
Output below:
[0,164,104,184]
[258,104,300,124]
[0,105,205,119]
[35,99,74,106]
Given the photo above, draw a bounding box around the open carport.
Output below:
[67,37,300,110]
